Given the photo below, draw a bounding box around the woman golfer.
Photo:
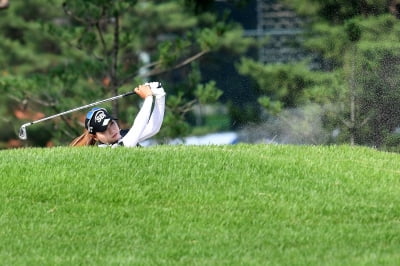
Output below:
[70,82,165,147]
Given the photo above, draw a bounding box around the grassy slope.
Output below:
[1,144,400,265]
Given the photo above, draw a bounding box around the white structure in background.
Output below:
[171,132,239,145]
[141,132,239,146]
[138,52,151,77]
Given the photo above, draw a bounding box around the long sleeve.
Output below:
[138,95,165,142]
[120,96,154,147]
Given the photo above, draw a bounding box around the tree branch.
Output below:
[177,99,198,116]
[360,115,371,127]
[95,22,108,55]
[341,118,353,128]
[141,49,210,78]
[120,49,210,86]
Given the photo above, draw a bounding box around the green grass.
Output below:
[1,144,400,265]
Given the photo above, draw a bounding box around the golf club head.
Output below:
[19,125,28,140]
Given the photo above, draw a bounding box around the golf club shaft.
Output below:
[19,91,135,139]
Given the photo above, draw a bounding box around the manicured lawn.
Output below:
[1,144,399,265]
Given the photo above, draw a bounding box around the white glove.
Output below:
[145,82,166,98]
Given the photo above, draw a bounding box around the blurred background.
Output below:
[2,0,400,151]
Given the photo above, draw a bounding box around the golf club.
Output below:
[18,91,135,140]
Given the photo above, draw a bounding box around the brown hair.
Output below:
[69,130,97,147]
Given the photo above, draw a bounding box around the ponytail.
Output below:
[70,130,97,147]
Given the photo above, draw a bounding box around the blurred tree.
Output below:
[349,16,400,146]
[237,60,343,114]
[286,0,400,147]
[0,0,254,147]
[237,0,400,148]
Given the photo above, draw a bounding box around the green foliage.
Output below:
[194,80,222,104]
[237,59,341,114]
[1,145,400,264]
[345,19,362,42]
[303,23,349,67]
[159,92,192,140]
[257,96,283,114]
[382,133,400,152]
[228,101,260,128]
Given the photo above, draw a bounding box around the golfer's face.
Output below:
[95,120,121,144]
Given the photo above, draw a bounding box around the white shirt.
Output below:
[98,94,165,148]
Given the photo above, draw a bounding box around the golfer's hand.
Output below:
[145,82,166,98]
[134,85,152,99]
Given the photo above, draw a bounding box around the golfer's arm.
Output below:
[120,96,153,147]
[138,95,165,142]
